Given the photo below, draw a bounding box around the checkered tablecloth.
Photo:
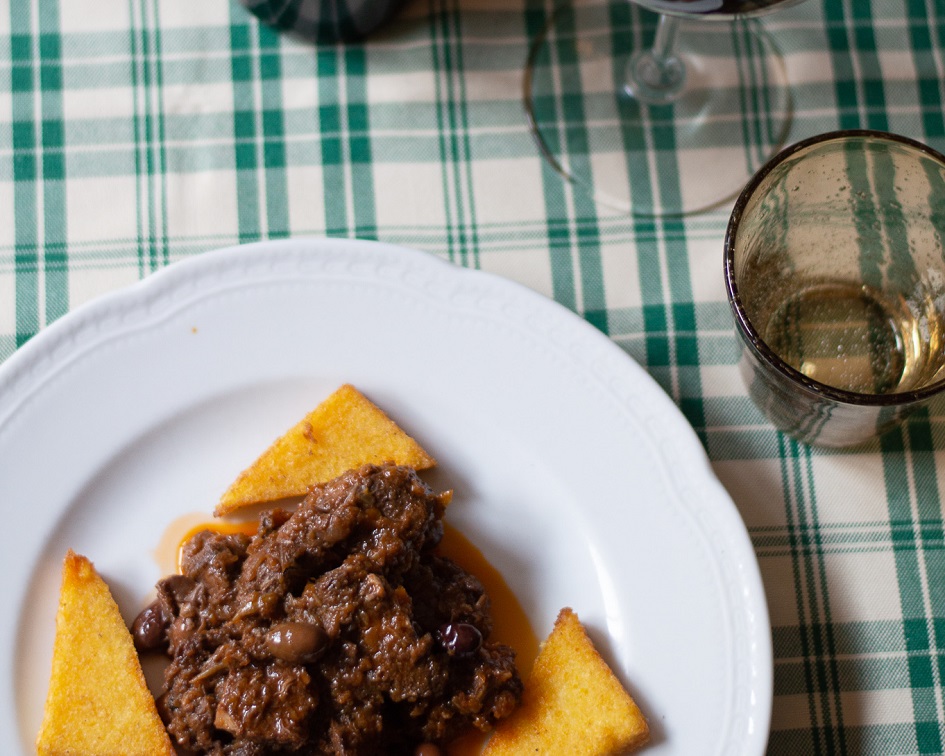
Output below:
[3,0,945,752]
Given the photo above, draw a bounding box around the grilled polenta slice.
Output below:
[483,607,649,756]
[36,550,174,756]
[215,384,436,516]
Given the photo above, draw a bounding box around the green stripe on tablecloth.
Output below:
[730,22,753,169]
[803,437,845,754]
[131,0,168,271]
[611,3,655,214]
[827,0,889,132]
[640,279,668,369]
[776,618,933,660]
[751,15,776,159]
[134,0,153,271]
[614,5,682,214]
[128,0,145,277]
[776,433,821,752]
[883,429,945,754]
[850,0,888,132]
[732,18,765,171]
[778,654,918,694]
[906,417,945,748]
[313,40,378,238]
[345,44,377,239]
[452,3,481,270]
[770,724,917,755]
[906,0,945,140]
[522,0,607,323]
[753,519,945,552]
[435,0,480,268]
[858,126,945,750]
[431,0,456,263]
[151,0,169,268]
[38,0,67,325]
[524,3,576,311]
[806,440,848,753]
[824,1,857,130]
[547,3,591,210]
[432,0,468,265]
[650,109,681,215]
[659,225,703,433]
[11,6,38,347]
[545,0,615,317]
[316,45,346,235]
[1,3,944,748]
[673,299,706,438]
[906,417,945,642]
[531,2,580,309]
[777,433,839,755]
[606,10,668,370]
[531,1,606,328]
[0,216,730,266]
[229,14,261,242]
[259,25,290,239]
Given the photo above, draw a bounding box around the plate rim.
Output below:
[0,237,773,754]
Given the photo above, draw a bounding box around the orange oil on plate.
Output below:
[155,513,258,574]
[437,523,538,756]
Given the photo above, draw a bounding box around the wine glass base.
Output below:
[625,49,687,105]
[524,2,792,216]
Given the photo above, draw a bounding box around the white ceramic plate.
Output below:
[0,238,771,755]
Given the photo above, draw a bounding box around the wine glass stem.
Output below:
[625,14,686,105]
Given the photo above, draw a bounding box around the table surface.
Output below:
[3,0,945,753]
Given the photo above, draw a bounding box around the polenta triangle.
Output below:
[483,607,649,756]
[215,384,436,516]
[36,551,174,756]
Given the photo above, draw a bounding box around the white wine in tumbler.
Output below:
[755,279,945,395]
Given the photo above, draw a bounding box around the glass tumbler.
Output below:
[725,130,945,447]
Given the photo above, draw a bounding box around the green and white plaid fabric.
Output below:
[2,0,945,752]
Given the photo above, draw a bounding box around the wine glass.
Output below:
[524,0,809,216]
